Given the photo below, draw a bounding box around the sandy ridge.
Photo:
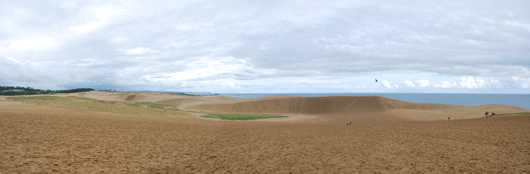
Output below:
[14,91,529,122]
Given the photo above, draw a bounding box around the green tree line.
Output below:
[0,86,95,96]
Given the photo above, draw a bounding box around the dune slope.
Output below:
[1,101,530,173]
[52,91,530,122]
[180,96,529,122]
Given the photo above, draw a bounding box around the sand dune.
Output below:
[1,100,530,173]
[2,92,530,173]
[176,96,529,122]
[40,91,530,122]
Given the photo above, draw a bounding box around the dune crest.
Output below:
[59,91,529,122]
[179,96,529,122]
[186,96,460,112]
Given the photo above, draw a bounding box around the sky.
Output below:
[1,0,529,93]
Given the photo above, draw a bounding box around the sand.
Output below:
[1,92,529,173]
[165,95,529,122]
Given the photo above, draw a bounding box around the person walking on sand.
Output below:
[347,121,351,126]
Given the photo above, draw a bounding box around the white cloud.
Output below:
[414,79,430,88]
[456,76,485,89]
[350,85,367,89]
[489,79,503,88]
[69,5,128,34]
[431,77,502,89]
[404,80,415,87]
[2,37,58,51]
[427,77,529,91]
[91,5,128,21]
[382,81,398,88]
[382,81,391,88]
[123,47,153,54]
[70,21,104,33]
[433,81,454,88]
[147,57,247,82]
[0,56,62,89]
[227,81,235,88]
[226,81,243,89]
[511,77,530,89]
[198,78,244,90]
[5,56,20,63]
[294,79,340,84]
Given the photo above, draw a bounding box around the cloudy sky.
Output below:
[1,0,529,93]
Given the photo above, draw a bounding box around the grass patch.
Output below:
[117,92,198,98]
[9,96,61,100]
[482,112,530,118]
[497,112,530,116]
[6,96,188,117]
[201,113,287,120]
[124,102,142,107]
[118,92,131,97]
[138,101,177,109]
[117,92,146,97]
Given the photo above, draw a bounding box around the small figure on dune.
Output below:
[347,121,351,126]
[492,112,495,116]
[441,117,443,120]
[485,111,489,116]
[448,117,451,120]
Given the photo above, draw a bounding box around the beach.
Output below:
[1,91,529,173]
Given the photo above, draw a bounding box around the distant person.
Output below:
[492,112,495,116]
[347,121,351,126]
[485,111,489,116]
[448,117,451,120]
[375,79,378,82]
[441,117,443,120]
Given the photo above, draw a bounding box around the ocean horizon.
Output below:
[198,93,530,110]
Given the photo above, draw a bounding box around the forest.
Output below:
[0,86,95,95]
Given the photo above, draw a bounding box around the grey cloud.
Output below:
[228,1,530,79]
[0,0,529,92]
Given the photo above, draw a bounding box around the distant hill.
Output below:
[0,86,95,96]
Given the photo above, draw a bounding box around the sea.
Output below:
[197,93,530,110]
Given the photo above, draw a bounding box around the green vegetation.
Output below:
[201,112,287,120]
[0,85,199,97]
[117,92,198,98]
[5,95,286,120]
[117,92,145,97]
[6,96,188,117]
[483,112,530,118]
[138,101,175,109]
[0,85,94,95]
[496,112,530,116]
